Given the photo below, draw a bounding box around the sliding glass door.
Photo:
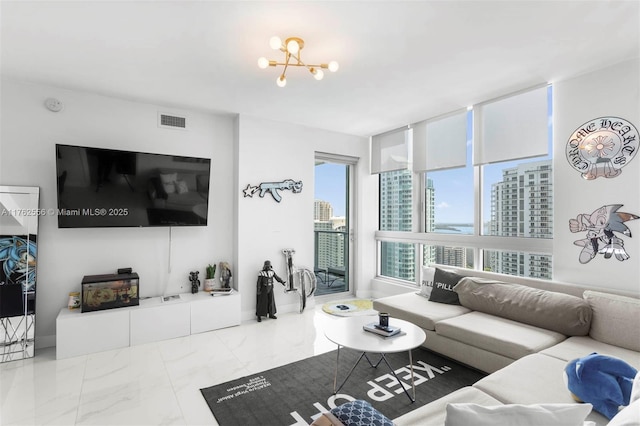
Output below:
[314,155,354,296]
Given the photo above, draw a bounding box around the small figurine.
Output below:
[189,271,200,294]
[219,262,232,289]
[256,260,285,322]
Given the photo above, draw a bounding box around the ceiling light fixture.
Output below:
[258,36,339,87]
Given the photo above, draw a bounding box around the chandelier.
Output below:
[258,36,339,87]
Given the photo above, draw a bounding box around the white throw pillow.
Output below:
[175,179,189,194]
[630,371,640,403]
[607,399,640,426]
[417,266,436,298]
[444,403,593,426]
[608,372,640,426]
[160,173,178,194]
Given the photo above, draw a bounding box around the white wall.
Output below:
[0,78,235,347]
[0,79,373,347]
[235,115,373,319]
[553,58,640,292]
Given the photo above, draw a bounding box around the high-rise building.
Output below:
[435,245,467,267]
[423,178,436,267]
[487,160,553,278]
[379,170,414,280]
[314,200,346,271]
[314,200,333,221]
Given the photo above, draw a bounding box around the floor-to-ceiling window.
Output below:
[314,154,355,296]
[374,85,554,286]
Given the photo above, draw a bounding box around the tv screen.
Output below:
[55,144,211,228]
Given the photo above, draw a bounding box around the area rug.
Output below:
[200,348,486,426]
[322,299,377,316]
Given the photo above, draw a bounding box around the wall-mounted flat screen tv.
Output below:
[55,144,211,228]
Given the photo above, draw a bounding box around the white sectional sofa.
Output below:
[372,266,640,426]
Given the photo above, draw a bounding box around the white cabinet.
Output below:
[56,290,239,359]
[188,291,241,334]
[56,307,130,359]
[130,298,191,345]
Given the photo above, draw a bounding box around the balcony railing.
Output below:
[314,229,349,295]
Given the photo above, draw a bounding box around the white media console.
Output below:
[56,290,240,359]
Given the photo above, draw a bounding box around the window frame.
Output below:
[375,84,553,286]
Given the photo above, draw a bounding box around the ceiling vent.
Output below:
[158,112,187,130]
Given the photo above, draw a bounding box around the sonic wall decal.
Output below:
[243,179,303,203]
[569,205,639,264]
[565,117,638,180]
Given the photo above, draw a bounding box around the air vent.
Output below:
[158,112,187,130]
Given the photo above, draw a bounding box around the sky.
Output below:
[314,162,347,217]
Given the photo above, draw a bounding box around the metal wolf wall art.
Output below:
[243,179,303,203]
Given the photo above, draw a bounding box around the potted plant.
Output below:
[203,263,217,292]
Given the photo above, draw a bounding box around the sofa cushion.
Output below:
[541,336,640,369]
[165,191,205,207]
[372,293,470,331]
[454,277,592,336]
[424,330,515,373]
[394,387,503,426]
[435,311,567,359]
[444,402,593,426]
[429,267,463,305]
[583,291,640,352]
[473,353,609,426]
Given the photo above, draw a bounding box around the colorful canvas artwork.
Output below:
[0,235,37,291]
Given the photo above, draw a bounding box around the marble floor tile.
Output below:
[0,305,349,425]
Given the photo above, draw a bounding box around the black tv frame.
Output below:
[55,144,211,228]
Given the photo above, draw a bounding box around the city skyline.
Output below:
[379,157,553,281]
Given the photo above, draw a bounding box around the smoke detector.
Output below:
[44,98,64,112]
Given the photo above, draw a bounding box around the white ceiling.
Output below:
[2,1,639,137]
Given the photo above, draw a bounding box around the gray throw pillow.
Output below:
[428,268,463,305]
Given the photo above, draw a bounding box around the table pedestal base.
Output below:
[332,346,416,403]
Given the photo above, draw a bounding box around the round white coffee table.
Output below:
[324,315,426,402]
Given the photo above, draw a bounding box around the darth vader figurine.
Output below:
[256,260,285,322]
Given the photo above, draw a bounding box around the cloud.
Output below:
[437,202,451,209]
